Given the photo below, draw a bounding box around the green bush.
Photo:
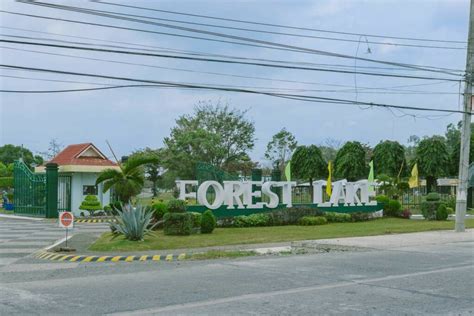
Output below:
[233,213,271,227]
[436,203,449,220]
[268,206,324,226]
[426,192,441,201]
[167,199,186,213]
[385,199,402,217]
[350,212,372,222]
[163,212,193,235]
[376,195,390,205]
[152,202,168,221]
[298,216,327,226]
[324,212,352,223]
[78,195,102,216]
[190,212,202,233]
[0,177,13,189]
[201,210,216,234]
[110,204,154,241]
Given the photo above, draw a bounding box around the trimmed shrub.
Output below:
[201,210,216,234]
[298,216,327,226]
[268,206,324,226]
[163,212,193,235]
[190,212,202,233]
[79,195,102,216]
[152,202,168,221]
[233,213,271,227]
[385,199,402,217]
[426,192,441,201]
[324,212,352,223]
[436,203,448,220]
[350,212,372,222]
[167,199,186,213]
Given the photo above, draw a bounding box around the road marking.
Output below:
[139,255,148,261]
[111,256,122,262]
[152,255,161,261]
[165,254,173,261]
[125,256,135,262]
[108,264,473,315]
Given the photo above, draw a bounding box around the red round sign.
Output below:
[60,212,73,227]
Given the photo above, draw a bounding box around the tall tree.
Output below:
[334,141,367,181]
[129,148,162,197]
[372,140,407,178]
[96,155,159,203]
[415,136,449,192]
[39,138,64,161]
[404,135,420,163]
[163,101,255,179]
[319,138,341,162]
[0,144,43,167]
[291,145,327,194]
[264,128,297,172]
[445,122,474,176]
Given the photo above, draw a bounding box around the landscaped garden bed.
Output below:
[89,218,474,252]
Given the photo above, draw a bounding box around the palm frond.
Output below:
[123,155,159,173]
[96,168,122,185]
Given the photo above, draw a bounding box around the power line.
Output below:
[0,39,461,82]
[29,1,465,51]
[94,0,467,44]
[16,2,464,76]
[0,47,461,95]
[0,63,468,115]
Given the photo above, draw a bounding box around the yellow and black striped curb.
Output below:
[34,251,186,263]
[74,219,116,223]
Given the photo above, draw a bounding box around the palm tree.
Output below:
[96,155,159,203]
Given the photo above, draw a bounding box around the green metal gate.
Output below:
[13,160,47,216]
[58,175,71,212]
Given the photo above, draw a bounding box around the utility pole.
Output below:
[455,0,474,232]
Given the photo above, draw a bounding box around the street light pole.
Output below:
[455,0,474,232]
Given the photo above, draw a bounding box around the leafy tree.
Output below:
[0,162,13,177]
[222,154,258,177]
[334,141,367,181]
[96,155,159,203]
[444,122,474,176]
[405,135,420,163]
[130,148,162,197]
[291,145,327,194]
[415,136,449,192]
[162,101,255,179]
[372,140,407,178]
[319,138,341,163]
[264,128,297,172]
[0,144,43,167]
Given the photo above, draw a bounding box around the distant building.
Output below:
[35,143,120,215]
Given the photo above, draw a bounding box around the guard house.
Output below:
[35,143,120,215]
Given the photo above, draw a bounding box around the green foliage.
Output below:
[129,148,162,196]
[350,212,373,222]
[298,216,327,226]
[167,199,187,213]
[96,155,159,203]
[201,210,217,234]
[264,128,298,171]
[190,212,202,227]
[78,195,102,216]
[291,145,327,183]
[385,199,402,217]
[0,144,43,167]
[162,101,255,179]
[376,195,390,205]
[110,204,154,241]
[415,136,449,192]
[436,203,449,221]
[324,212,352,223]
[163,212,193,235]
[372,140,407,178]
[426,192,441,201]
[445,122,474,176]
[0,162,13,177]
[0,177,13,189]
[334,141,367,181]
[233,213,271,227]
[268,206,325,226]
[152,202,168,220]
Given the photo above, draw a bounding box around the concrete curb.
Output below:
[34,250,187,263]
[75,219,116,223]
[0,213,44,221]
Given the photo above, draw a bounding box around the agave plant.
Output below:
[110,203,154,241]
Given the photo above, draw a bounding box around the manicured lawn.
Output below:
[89,218,474,252]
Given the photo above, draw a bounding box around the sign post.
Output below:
[59,212,74,248]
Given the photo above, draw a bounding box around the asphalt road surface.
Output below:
[0,218,473,315]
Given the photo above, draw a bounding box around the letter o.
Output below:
[197,181,224,209]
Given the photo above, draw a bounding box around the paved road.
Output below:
[0,217,473,315]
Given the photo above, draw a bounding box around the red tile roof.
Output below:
[49,143,118,166]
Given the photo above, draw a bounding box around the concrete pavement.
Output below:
[0,217,472,315]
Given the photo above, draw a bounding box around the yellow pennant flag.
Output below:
[408,163,419,188]
[326,161,332,196]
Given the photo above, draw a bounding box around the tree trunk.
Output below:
[426,176,437,193]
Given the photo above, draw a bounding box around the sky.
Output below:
[0,0,470,165]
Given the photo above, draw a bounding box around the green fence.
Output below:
[13,160,47,217]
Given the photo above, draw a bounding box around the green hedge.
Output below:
[152,202,168,220]
[0,177,13,189]
[163,212,193,235]
[298,216,327,226]
[167,199,186,213]
[324,212,351,223]
[201,210,216,234]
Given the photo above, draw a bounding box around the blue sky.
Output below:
[0,0,469,164]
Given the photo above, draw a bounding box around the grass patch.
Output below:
[89,218,474,252]
[188,250,257,260]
